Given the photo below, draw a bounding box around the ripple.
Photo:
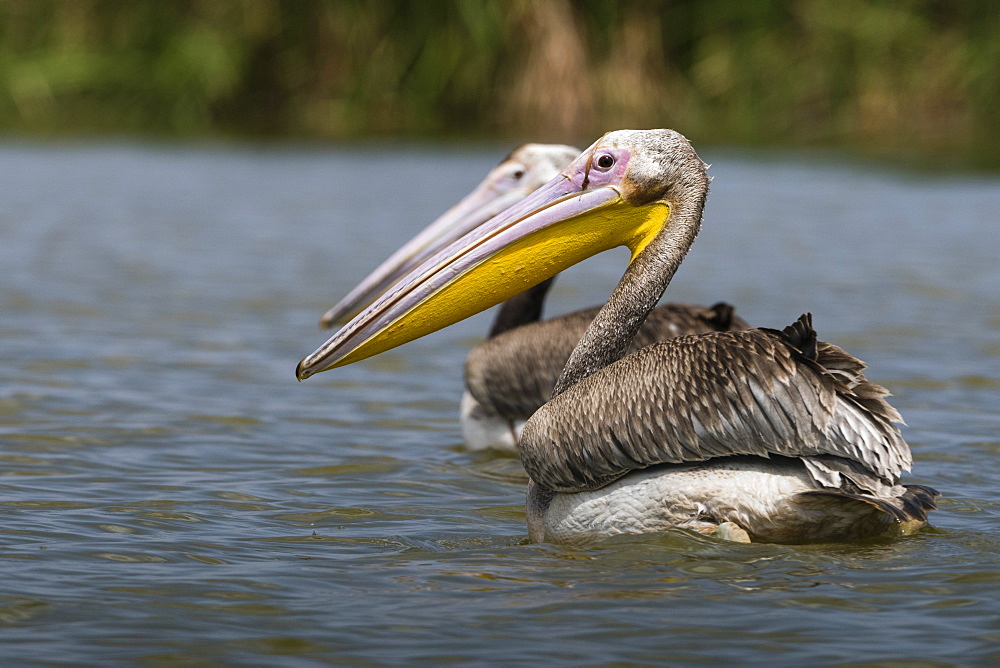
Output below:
[0,598,50,624]
[93,553,169,563]
[0,144,996,665]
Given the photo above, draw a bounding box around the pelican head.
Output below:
[319,143,580,328]
[297,129,708,380]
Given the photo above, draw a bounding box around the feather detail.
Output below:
[520,315,910,493]
[465,302,748,424]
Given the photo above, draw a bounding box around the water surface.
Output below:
[1,142,998,664]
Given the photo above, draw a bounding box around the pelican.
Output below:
[319,144,748,452]
[298,129,938,544]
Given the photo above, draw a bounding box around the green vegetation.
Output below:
[2,0,998,165]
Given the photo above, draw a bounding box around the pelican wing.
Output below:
[519,315,911,493]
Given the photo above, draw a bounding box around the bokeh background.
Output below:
[3,0,999,166]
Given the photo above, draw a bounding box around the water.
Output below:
[1,141,998,665]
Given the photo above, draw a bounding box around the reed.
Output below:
[1,0,997,165]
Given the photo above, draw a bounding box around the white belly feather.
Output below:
[531,457,923,544]
[459,391,523,453]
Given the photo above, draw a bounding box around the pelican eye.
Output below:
[512,168,525,179]
[595,154,615,171]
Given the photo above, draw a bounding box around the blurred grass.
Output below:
[1,0,998,165]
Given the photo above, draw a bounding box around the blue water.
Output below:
[1,142,997,664]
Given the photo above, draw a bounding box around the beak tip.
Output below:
[295,360,311,381]
[318,306,339,330]
[320,307,352,330]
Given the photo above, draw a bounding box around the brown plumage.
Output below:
[466,301,748,428]
[522,314,906,491]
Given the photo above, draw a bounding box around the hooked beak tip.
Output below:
[295,360,311,381]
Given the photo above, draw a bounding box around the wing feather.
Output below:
[519,315,910,493]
